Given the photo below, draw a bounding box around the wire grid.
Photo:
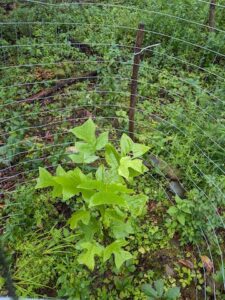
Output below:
[0,1,225,299]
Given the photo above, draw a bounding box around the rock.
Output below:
[148,155,180,181]
[169,181,185,198]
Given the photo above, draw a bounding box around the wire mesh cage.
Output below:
[0,1,225,299]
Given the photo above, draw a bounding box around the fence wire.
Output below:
[0,1,225,299]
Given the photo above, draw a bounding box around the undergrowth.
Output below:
[0,1,225,299]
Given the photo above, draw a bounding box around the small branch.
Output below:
[20,71,98,104]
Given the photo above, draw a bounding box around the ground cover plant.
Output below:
[0,0,225,299]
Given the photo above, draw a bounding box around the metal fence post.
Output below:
[128,23,145,140]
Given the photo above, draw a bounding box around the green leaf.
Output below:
[54,168,83,200]
[165,287,180,300]
[154,279,164,297]
[76,142,94,153]
[118,157,147,180]
[96,132,108,150]
[174,196,183,205]
[177,214,185,225]
[96,165,105,181]
[81,189,95,202]
[167,206,177,216]
[120,134,133,156]
[120,134,150,158]
[105,144,120,168]
[102,208,126,227]
[54,176,79,200]
[51,185,63,198]
[80,219,101,241]
[118,157,132,180]
[125,194,148,217]
[69,153,84,163]
[181,205,192,214]
[68,141,99,164]
[35,167,55,189]
[105,169,119,184]
[111,220,133,239]
[69,153,99,164]
[70,119,96,143]
[104,168,123,184]
[132,143,150,158]
[78,178,104,191]
[68,210,90,229]
[107,183,133,194]
[79,178,132,194]
[105,208,126,220]
[89,191,127,208]
[53,166,65,197]
[56,165,66,176]
[141,284,158,298]
[35,167,62,197]
[103,240,132,269]
[77,242,104,271]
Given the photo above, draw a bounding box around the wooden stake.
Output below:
[128,23,145,140]
[209,0,216,32]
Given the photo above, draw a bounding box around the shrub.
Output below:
[36,119,150,270]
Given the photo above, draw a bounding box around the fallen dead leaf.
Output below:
[35,68,54,80]
[45,131,53,142]
[66,146,78,154]
[200,256,213,273]
[178,259,194,269]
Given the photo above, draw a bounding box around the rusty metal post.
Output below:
[209,0,216,32]
[128,23,145,140]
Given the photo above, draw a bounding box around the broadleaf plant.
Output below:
[142,279,180,300]
[36,119,150,270]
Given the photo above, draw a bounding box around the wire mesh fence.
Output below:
[0,0,225,299]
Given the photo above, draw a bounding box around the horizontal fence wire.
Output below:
[1,112,224,227]
[1,121,224,232]
[1,23,225,59]
[1,2,225,298]
[1,41,224,83]
[14,0,225,33]
[1,89,224,166]
[197,0,225,8]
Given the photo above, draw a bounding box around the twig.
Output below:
[20,71,98,104]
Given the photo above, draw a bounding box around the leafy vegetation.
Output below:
[142,279,180,300]
[36,119,149,271]
[0,0,225,299]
